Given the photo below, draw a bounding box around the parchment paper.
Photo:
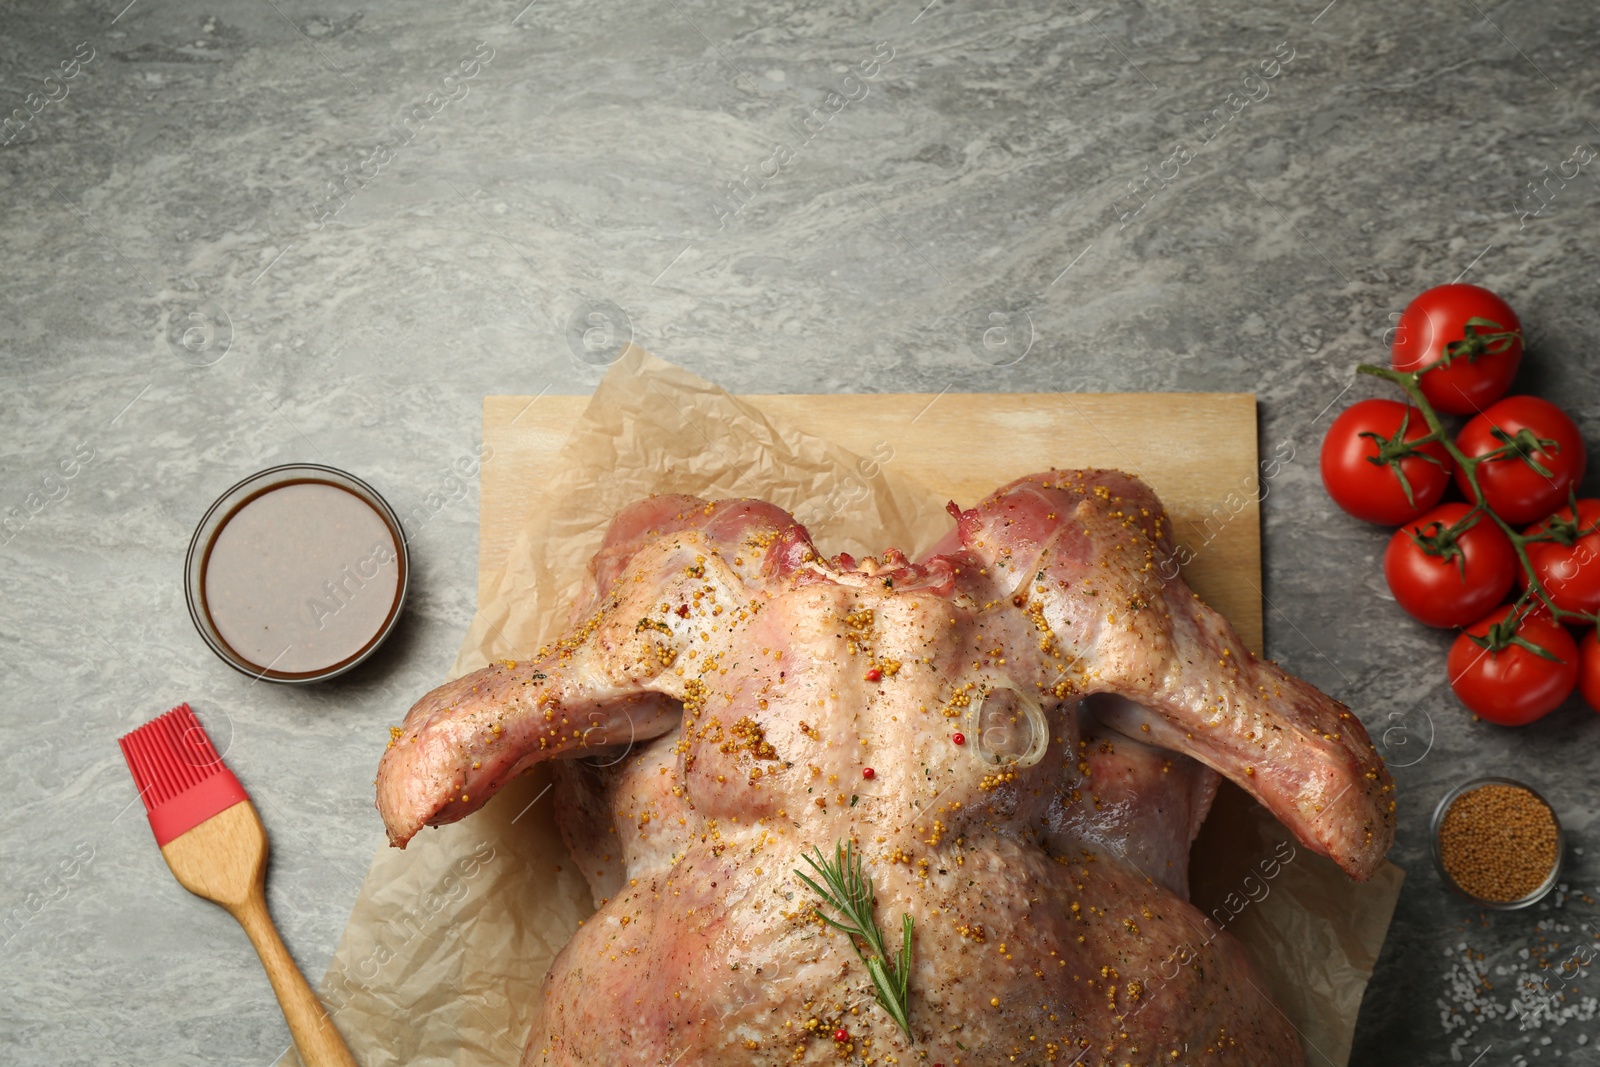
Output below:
[305,348,1403,1067]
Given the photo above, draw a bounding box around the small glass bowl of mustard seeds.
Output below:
[1432,777,1563,910]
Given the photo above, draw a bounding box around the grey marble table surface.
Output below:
[4,0,1599,1064]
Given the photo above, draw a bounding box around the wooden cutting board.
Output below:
[480,392,1263,653]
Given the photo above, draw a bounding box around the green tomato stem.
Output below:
[1353,364,1598,632]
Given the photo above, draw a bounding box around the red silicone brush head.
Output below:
[118,703,250,847]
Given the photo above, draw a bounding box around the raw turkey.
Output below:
[376,470,1395,1066]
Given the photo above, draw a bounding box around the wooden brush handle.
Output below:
[233,891,359,1067]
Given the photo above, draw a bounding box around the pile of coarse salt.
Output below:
[1437,885,1599,1063]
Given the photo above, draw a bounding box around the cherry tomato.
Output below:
[1519,499,1600,617]
[1384,503,1516,627]
[1321,399,1455,524]
[1455,396,1586,525]
[1391,284,1523,415]
[1447,606,1577,725]
[1579,629,1600,714]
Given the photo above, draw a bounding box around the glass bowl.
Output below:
[185,464,409,683]
[1431,776,1563,910]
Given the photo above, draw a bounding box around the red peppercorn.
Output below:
[862,767,875,780]
[865,667,882,682]
[952,732,966,746]
[833,1027,849,1042]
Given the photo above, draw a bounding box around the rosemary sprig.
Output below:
[795,840,914,1038]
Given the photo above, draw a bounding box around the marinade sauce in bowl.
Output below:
[185,464,408,683]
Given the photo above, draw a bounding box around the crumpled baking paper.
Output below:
[300,348,1403,1067]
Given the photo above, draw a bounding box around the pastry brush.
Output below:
[118,703,358,1067]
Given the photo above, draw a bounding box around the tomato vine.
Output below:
[1356,361,1597,653]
